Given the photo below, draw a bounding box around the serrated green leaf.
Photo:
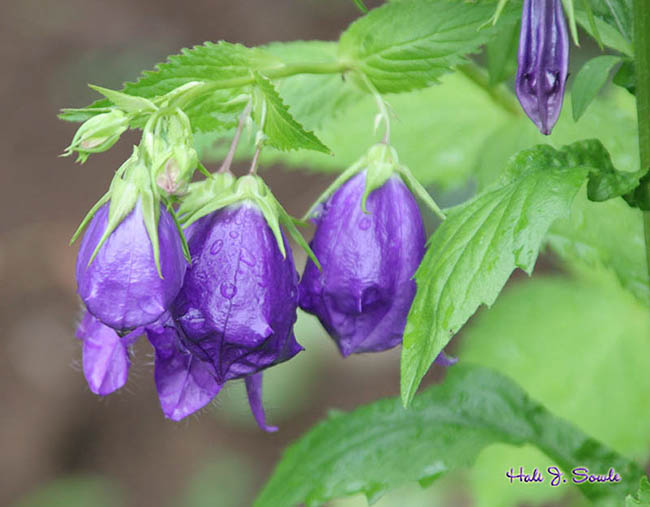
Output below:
[60,41,278,131]
[253,73,330,153]
[265,41,362,130]
[571,55,621,121]
[547,190,650,306]
[338,0,519,93]
[401,141,619,406]
[255,364,642,507]
[627,477,650,506]
[458,275,650,505]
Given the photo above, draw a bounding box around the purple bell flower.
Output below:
[76,200,187,331]
[299,172,426,356]
[172,203,303,383]
[515,0,569,135]
[75,311,140,396]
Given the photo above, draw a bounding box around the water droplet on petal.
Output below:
[220,282,237,299]
[358,217,371,230]
[229,230,239,239]
[210,239,223,255]
[240,248,256,266]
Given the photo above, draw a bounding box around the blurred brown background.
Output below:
[0,1,450,506]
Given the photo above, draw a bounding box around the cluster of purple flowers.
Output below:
[74,162,453,429]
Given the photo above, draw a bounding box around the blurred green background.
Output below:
[1,1,648,506]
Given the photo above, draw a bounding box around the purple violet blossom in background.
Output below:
[300,171,453,361]
[515,0,569,135]
[76,200,187,331]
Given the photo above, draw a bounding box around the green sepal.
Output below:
[361,144,398,213]
[166,201,191,264]
[271,193,321,269]
[561,0,580,46]
[302,157,366,220]
[88,173,139,265]
[178,172,237,226]
[88,84,157,114]
[70,191,110,245]
[396,164,446,221]
[181,173,318,265]
[304,144,445,222]
[140,188,163,277]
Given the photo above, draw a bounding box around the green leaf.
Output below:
[627,477,650,506]
[614,59,636,94]
[547,189,650,306]
[400,141,618,406]
[458,275,650,505]
[255,364,643,507]
[253,73,330,153]
[486,18,519,85]
[571,55,622,121]
[338,0,519,93]
[575,6,633,55]
[60,41,278,131]
[265,41,362,130]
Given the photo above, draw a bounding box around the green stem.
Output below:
[457,63,522,116]
[633,0,650,288]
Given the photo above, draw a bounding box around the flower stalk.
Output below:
[633,0,650,291]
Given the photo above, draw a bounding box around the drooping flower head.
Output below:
[173,194,302,383]
[516,0,569,135]
[74,147,188,331]
[76,200,187,331]
[299,171,425,355]
[299,144,454,363]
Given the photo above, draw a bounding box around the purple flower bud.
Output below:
[516,0,569,135]
[299,172,425,356]
[75,311,139,395]
[76,200,187,331]
[172,203,303,384]
[146,317,222,421]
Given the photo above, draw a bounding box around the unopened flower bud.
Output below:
[515,0,569,135]
[172,203,303,383]
[76,199,187,331]
[64,110,129,163]
[299,172,425,356]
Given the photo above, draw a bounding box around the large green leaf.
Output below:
[548,190,650,306]
[460,275,650,506]
[255,364,643,507]
[400,141,622,406]
[338,0,518,93]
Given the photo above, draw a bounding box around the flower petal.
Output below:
[245,373,277,433]
[147,322,222,421]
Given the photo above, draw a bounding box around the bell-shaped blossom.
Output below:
[299,172,425,356]
[75,311,140,395]
[172,203,303,383]
[516,0,569,135]
[76,200,187,331]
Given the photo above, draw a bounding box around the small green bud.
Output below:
[64,110,129,163]
[144,109,198,195]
